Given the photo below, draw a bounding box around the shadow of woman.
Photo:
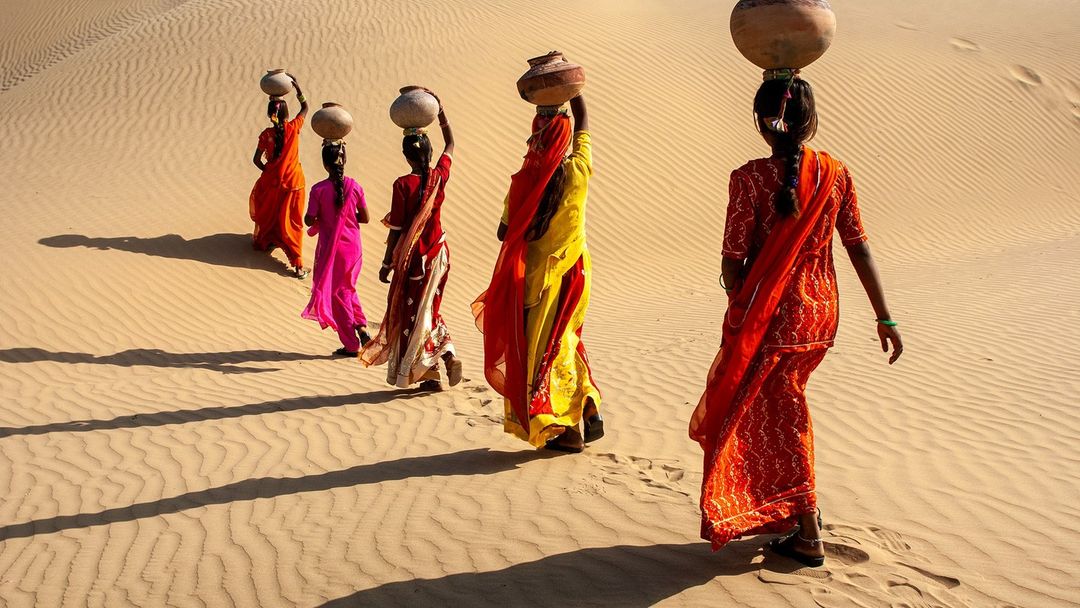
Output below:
[0,347,333,374]
[39,233,291,275]
[0,448,554,542]
[319,539,796,607]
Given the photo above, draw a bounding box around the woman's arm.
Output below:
[497,222,508,241]
[379,231,401,283]
[720,257,743,298]
[252,148,265,171]
[846,241,903,364]
[289,73,309,119]
[570,93,588,132]
[425,88,454,157]
[357,205,370,224]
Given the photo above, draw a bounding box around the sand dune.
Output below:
[1,0,1078,606]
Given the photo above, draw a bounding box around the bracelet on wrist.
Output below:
[876,319,898,327]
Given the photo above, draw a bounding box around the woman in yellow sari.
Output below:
[474,94,602,453]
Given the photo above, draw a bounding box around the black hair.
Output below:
[322,143,347,210]
[402,134,433,211]
[267,99,288,160]
[527,163,566,241]
[753,78,818,218]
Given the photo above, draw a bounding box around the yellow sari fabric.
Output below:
[501,131,602,446]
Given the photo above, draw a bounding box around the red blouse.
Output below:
[721,155,867,349]
[387,153,452,257]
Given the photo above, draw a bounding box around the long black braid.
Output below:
[267,99,287,160]
[402,133,433,211]
[528,162,566,241]
[753,77,818,218]
[322,142,347,210]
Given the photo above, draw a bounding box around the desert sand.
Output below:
[1,0,1078,606]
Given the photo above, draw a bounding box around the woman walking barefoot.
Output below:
[689,71,903,567]
[359,90,462,390]
[250,73,309,278]
[301,141,371,357]
[473,94,602,454]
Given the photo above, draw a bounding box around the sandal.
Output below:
[544,425,585,454]
[357,327,372,347]
[332,347,358,358]
[768,532,825,568]
[582,399,604,443]
[294,266,310,279]
[418,379,443,392]
[445,356,463,387]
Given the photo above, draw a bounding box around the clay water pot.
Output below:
[260,69,293,97]
[730,0,836,70]
[389,86,440,129]
[311,102,354,140]
[516,51,586,106]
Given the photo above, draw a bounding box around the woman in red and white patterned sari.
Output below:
[689,72,904,568]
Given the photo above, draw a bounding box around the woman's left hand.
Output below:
[878,323,904,364]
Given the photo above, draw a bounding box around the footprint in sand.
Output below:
[894,21,920,31]
[1010,65,1043,86]
[899,562,962,589]
[824,542,871,566]
[592,452,692,498]
[949,37,980,51]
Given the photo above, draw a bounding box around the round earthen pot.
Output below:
[389,86,440,129]
[730,0,836,70]
[516,51,586,106]
[311,102,354,140]
[260,69,293,97]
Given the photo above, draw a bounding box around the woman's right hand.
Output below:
[878,323,904,364]
[379,265,392,284]
[423,87,442,111]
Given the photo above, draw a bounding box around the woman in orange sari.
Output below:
[689,72,903,568]
[250,74,309,278]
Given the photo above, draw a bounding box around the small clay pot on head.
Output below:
[312,102,354,140]
[730,0,836,70]
[517,51,586,107]
[260,69,293,97]
[390,86,440,129]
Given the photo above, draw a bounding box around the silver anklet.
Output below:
[797,533,824,545]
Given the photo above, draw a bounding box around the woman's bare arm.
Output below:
[497,222,508,241]
[253,148,265,171]
[379,231,402,283]
[846,241,903,364]
[289,74,309,119]
[570,94,588,132]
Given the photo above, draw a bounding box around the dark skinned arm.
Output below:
[570,93,588,132]
[846,240,904,364]
[497,222,508,241]
[378,230,402,283]
[252,148,265,171]
[357,205,370,224]
[288,73,309,120]
[720,256,744,297]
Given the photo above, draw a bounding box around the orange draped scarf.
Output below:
[473,113,572,427]
[690,148,840,455]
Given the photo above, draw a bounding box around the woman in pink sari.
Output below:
[301,141,371,356]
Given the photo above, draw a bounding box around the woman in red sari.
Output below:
[250,74,309,278]
[689,72,903,568]
[360,91,462,391]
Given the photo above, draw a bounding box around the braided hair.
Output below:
[753,77,818,218]
[267,99,288,160]
[402,133,433,210]
[528,162,566,241]
[322,142,347,210]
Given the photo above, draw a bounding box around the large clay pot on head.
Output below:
[516,52,586,107]
[389,86,440,129]
[312,102,354,140]
[730,0,836,70]
[260,69,293,97]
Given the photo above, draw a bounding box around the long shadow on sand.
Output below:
[320,539,798,607]
[0,389,414,439]
[38,233,290,275]
[0,448,548,542]
[0,347,333,374]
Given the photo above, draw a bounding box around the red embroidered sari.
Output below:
[690,148,867,549]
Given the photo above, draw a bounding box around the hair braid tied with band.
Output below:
[754,72,818,219]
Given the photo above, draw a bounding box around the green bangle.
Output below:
[876,319,898,327]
